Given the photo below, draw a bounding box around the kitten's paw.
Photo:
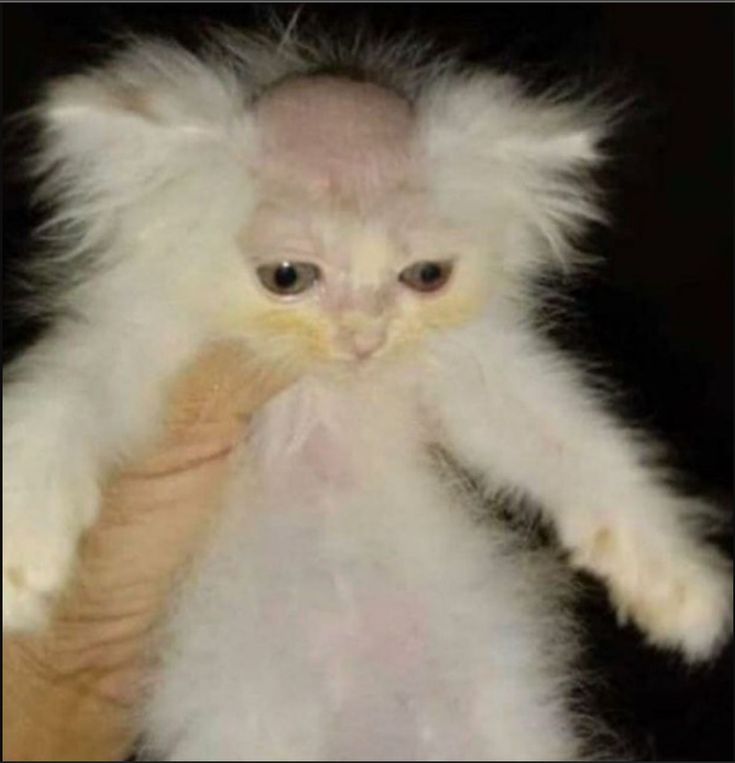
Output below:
[3,537,78,632]
[572,525,733,662]
[2,460,99,632]
[611,551,732,662]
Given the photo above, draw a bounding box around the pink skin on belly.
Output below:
[310,590,428,675]
[253,75,417,203]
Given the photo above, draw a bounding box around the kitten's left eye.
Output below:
[399,261,453,293]
[256,262,321,296]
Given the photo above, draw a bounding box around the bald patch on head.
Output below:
[253,75,417,203]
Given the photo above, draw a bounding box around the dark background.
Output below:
[2,3,733,761]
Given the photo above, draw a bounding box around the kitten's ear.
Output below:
[32,39,248,210]
[421,73,615,273]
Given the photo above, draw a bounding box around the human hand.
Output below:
[3,342,288,761]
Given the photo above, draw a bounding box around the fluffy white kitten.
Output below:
[3,27,732,761]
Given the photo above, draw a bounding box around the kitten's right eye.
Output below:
[256,262,321,296]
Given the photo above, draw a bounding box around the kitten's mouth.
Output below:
[326,348,391,378]
[334,352,382,369]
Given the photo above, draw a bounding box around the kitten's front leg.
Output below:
[429,316,732,661]
[3,312,205,631]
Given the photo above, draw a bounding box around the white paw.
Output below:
[3,533,79,632]
[571,523,733,662]
[2,452,99,632]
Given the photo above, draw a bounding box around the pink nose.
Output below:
[352,333,384,359]
[341,328,386,359]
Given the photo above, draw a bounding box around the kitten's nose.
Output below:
[339,324,386,359]
[351,330,385,359]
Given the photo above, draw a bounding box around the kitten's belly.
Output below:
[145,386,575,761]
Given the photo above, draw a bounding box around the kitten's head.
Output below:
[230,73,499,376]
[27,28,612,379]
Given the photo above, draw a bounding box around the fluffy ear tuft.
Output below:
[420,72,617,275]
[30,38,251,224]
[44,73,163,126]
[43,38,247,128]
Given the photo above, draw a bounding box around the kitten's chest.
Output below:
[248,375,425,496]
[160,372,530,761]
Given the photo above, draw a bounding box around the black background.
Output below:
[2,3,733,761]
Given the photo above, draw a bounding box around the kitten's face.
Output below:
[233,183,495,377]
[210,75,503,378]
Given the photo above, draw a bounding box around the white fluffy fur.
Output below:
[3,26,732,761]
[143,372,583,760]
